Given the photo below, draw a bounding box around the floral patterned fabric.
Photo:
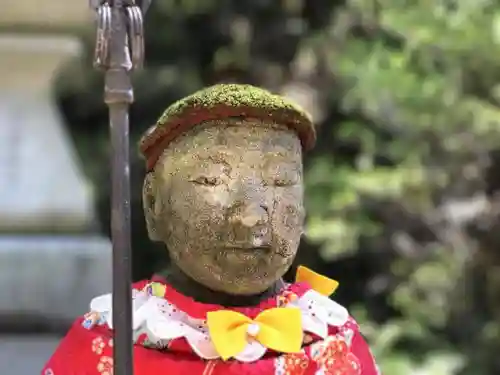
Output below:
[41,278,380,375]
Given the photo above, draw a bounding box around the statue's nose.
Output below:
[230,203,268,227]
[228,179,269,228]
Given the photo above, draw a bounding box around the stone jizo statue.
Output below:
[42,84,380,375]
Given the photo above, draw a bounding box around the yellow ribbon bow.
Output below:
[207,307,303,360]
[296,266,339,296]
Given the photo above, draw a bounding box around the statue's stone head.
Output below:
[139,84,315,296]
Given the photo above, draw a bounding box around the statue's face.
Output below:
[145,119,305,295]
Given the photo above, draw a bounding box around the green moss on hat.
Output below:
[140,84,316,171]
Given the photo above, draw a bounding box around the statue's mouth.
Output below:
[216,245,271,264]
[226,245,270,251]
[223,244,272,255]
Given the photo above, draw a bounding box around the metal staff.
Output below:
[90,0,151,374]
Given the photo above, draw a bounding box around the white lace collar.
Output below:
[86,287,349,363]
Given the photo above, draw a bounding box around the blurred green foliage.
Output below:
[55,0,500,374]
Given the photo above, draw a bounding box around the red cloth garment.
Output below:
[42,279,380,375]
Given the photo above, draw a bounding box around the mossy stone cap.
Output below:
[139,83,316,171]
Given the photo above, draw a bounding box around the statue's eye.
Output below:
[273,178,296,187]
[264,167,300,187]
[274,179,291,187]
[265,173,299,187]
[192,176,221,186]
[262,178,296,187]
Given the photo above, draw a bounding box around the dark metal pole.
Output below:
[90,1,150,374]
[107,4,133,375]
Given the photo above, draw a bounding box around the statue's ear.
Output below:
[143,172,161,241]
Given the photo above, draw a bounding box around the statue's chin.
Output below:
[201,276,279,296]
